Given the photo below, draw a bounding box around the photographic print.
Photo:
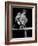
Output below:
[5,1,37,45]
[11,8,32,38]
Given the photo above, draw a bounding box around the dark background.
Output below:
[11,7,32,38]
[12,8,32,29]
[12,30,32,38]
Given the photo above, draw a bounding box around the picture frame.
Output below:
[5,1,37,45]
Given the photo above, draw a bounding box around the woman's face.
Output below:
[22,11,26,15]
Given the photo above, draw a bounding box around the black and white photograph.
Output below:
[5,2,37,44]
[11,7,32,38]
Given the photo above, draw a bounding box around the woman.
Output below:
[13,9,28,38]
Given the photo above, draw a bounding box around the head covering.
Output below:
[22,9,27,15]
